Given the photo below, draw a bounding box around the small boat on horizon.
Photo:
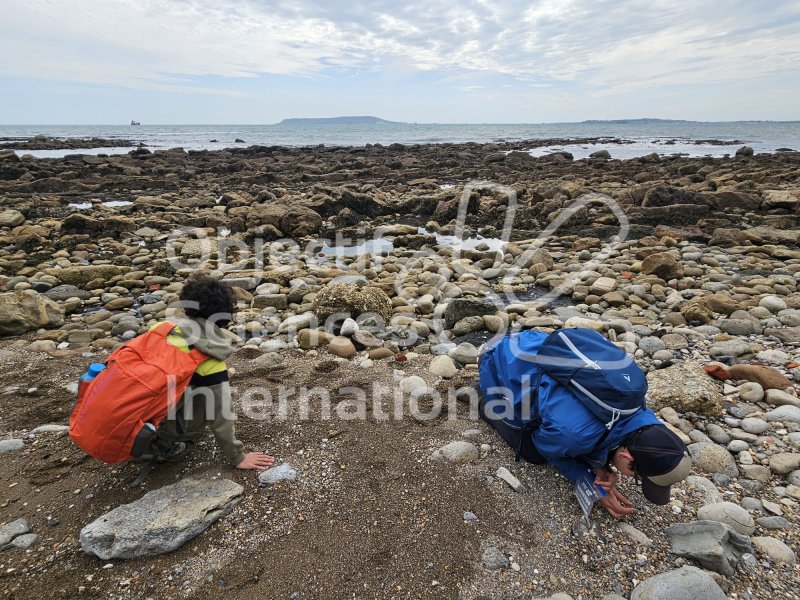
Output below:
[131,120,141,126]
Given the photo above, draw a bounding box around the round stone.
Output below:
[696,501,755,535]
[738,382,764,403]
[740,418,769,435]
[429,355,459,378]
[759,296,788,314]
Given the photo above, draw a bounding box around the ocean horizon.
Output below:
[1,120,798,160]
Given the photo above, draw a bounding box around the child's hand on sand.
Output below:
[236,452,275,470]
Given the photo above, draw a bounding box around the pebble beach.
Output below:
[0,138,799,599]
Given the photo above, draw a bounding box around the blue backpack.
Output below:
[478,328,648,462]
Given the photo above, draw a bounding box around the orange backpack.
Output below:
[69,322,208,463]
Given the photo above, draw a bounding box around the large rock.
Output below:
[629,566,727,600]
[762,190,799,210]
[0,209,25,227]
[279,205,323,237]
[646,362,723,417]
[44,265,122,287]
[312,283,392,323]
[443,298,496,329]
[641,252,684,280]
[697,501,755,535]
[61,213,135,236]
[665,520,752,576]
[0,290,65,336]
[80,478,243,560]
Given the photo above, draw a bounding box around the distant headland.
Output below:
[276,116,401,125]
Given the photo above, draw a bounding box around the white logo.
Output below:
[622,374,631,382]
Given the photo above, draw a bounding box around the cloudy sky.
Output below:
[2,0,798,123]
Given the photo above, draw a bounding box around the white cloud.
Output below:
[0,0,797,98]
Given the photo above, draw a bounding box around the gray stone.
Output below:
[630,566,727,600]
[80,478,243,560]
[431,441,479,463]
[759,295,787,314]
[448,342,479,365]
[740,418,769,435]
[739,464,772,482]
[756,516,790,530]
[740,497,763,512]
[482,546,509,570]
[8,533,38,550]
[665,520,752,576]
[727,440,750,453]
[752,536,796,565]
[769,453,800,475]
[618,522,653,546]
[765,405,800,424]
[251,352,284,368]
[639,336,666,355]
[496,467,524,492]
[709,338,753,358]
[258,463,297,485]
[697,501,755,535]
[705,424,730,445]
[0,519,29,547]
[252,294,288,310]
[719,319,760,336]
[765,389,800,409]
[685,476,723,504]
[688,442,739,478]
[0,439,24,453]
[789,470,800,486]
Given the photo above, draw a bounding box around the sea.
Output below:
[1,121,798,160]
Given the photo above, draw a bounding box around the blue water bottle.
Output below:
[78,363,106,398]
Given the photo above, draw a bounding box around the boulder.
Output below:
[769,453,800,475]
[80,478,243,559]
[0,209,25,227]
[629,566,726,600]
[665,520,752,576]
[430,355,459,378]
[762,190,799,211]
[312,283,392,323]
[44,265,122,287]
[646,362,723,417]
[0,290,64,336]
[641,252,684,279]
[443,298,496,329]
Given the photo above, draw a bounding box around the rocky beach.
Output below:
[1,139,799,599]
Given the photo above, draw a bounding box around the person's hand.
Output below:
[598,488,635,519]
[593,468,619,493]
[236,452,275,470]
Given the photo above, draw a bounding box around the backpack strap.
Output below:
[151,321,209,364]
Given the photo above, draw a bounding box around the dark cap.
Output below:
[626,425,691,505]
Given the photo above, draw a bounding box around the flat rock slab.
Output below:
[666,520,752,576]
[0,518,30,548]
[80,478,243,560]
